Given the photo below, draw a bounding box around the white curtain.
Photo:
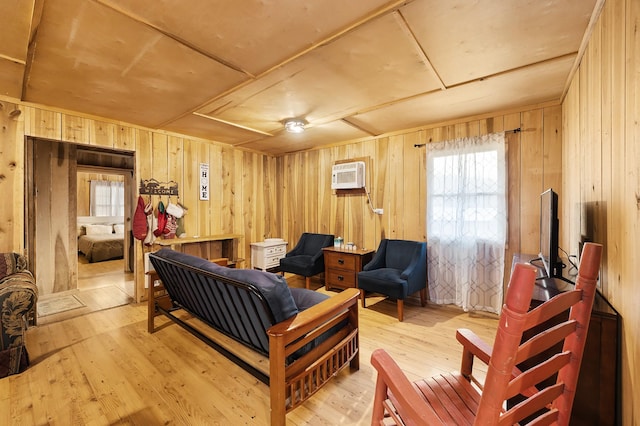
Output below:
[426,132,507,314]
[90,180,125,217]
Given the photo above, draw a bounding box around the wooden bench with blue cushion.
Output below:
[148,248,360,426]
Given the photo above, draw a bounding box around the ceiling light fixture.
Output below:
[284,118,306,133]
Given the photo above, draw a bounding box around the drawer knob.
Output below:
[338,259,344,265]
[338,275,344,281]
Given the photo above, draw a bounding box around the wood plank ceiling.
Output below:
[1,0,601,155]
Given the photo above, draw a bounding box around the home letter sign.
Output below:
[200,163,209,200]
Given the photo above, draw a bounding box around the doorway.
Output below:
[76,169,135,301]
[25,138,136,307]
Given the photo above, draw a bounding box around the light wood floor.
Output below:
[35,257,134,325]
[5,275,499,425]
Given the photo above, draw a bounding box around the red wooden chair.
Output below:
[370,242,603,426]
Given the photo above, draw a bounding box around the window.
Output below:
[426,132,507,314]
[90,180,125,217]
[428,147,505,242]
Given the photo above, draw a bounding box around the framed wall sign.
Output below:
[200,163,209,200]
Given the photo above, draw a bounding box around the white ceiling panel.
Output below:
[99,0,401,75]
[197,12,443,134]
[401,0,597,86]
[0,0,34,62]
[24,0,248,127]
[0,60,25,99]
[350,54,576,134]
[1,0,602,154]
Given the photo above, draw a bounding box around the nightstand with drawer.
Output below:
[322,247,374,291]
[250,239,288,272]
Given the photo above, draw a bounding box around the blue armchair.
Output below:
[357,239,427,321]
[279,233,335,289]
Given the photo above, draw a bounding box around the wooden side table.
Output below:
[323,247,374,291]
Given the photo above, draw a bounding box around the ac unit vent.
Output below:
[331,161,365,189]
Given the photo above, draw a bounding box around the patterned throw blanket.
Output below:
[0,252,27,280]
[0,253,37,378]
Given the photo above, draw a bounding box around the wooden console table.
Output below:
[154,234,243,267]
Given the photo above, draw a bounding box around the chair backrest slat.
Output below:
[515,320,577,364]
[506,351,571,399]
[524,289,582,329]
[500,382,564,426]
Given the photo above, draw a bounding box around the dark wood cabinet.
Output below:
[322,247,373,291]
[511,254,620,425]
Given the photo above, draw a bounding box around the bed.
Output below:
[77,221,125,263]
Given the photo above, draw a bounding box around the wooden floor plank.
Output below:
[3,273,498,425]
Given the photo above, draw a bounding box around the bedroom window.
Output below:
[90,180,125,217]
[426,132,507,314]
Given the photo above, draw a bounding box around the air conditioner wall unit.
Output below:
[331,161,365,189]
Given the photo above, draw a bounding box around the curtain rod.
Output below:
[413,127,521,148]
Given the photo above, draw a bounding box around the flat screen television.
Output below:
[539,188,561,278]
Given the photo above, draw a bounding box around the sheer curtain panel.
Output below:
[90,180,125,217]
[426,132,507,314]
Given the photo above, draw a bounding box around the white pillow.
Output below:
[113,224,125,234]
[85,224,113,235]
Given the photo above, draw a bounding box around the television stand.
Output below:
[511,254,619,425]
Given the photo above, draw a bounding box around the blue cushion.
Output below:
[289,287,329,311]
[280,255,318,276]
[220,268,298,323]
[153,248,225,272]
[358,268,408,299]
[152,249,298,324]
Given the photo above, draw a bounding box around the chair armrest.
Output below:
[456,328,492,379]
[285,234,307,257]
[362,241,388,271]
[310,250,325,263]
[457,327,530,394]
[370,349,443,424]
[400,243,426,279]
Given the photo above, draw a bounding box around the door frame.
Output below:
[25,137,136,298]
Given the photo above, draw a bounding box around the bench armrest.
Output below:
[267,288,360,426]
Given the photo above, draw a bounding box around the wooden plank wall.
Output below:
[277,106,563,290]
[0,101,25,248]
[562,0,638,423]
[0,102,278,302]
